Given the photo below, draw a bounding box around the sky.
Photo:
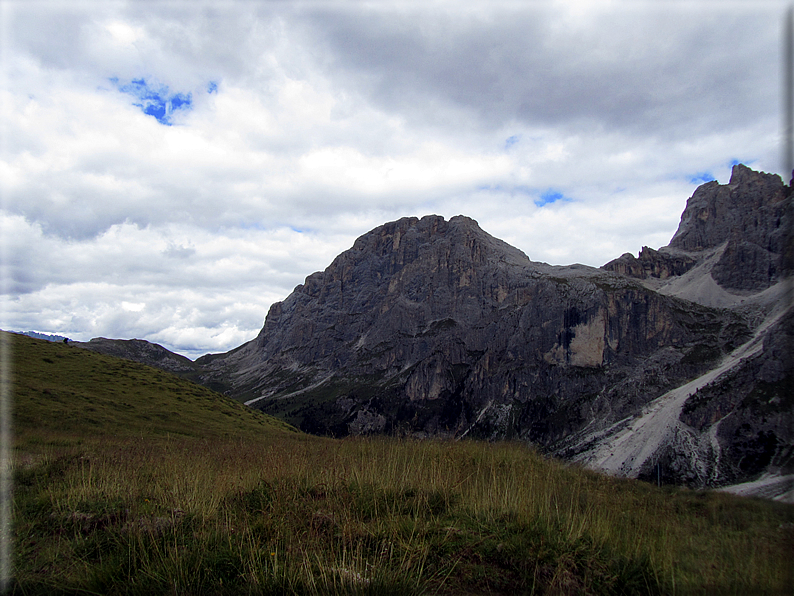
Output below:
[0,0,789,359]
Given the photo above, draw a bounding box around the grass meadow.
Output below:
[5,332,793,594]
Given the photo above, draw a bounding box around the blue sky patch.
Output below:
[111,77,193,125]
[476,184,570,207]
[688,171,714,184]
[505,135,520,150]
[207,81,218,94]
[535,189,565,207]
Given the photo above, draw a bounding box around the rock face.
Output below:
[606,165,791,292]
[676,309,793,485]
[196,165,792,498]
[198,215,748,446]
[668,164,791,290]
[603,247,696,280]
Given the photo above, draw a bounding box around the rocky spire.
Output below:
[669,164,789,251]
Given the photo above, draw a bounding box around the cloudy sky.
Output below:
[1,0,788,359]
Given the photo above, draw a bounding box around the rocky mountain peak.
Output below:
[252,214,534,362]
[344,214,530,271]
[610,164,794,292]
[669,164,789,252]
[278,213,531,318]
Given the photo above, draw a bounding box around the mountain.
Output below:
[13,330,69,342]
[187,164,791,498]
[197,215,749,438]
[72,164,792,499]
[582,165,793,498]
[73,337,198,374]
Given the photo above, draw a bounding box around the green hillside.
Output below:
[7,331,295,443]
[5,331,793,595]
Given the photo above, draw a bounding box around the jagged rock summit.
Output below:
[567,164,793,498]
[605,164,792,299]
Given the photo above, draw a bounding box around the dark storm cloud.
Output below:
[299,4,777,137]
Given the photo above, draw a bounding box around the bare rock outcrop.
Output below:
[677,309,793,484]
[603,246,696,280]
[606,164,792,293]
[197,214,753,459]
[668,164,791,291]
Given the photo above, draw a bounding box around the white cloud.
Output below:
[1,0,789,357]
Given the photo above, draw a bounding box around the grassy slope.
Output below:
[8,331,296,443]
[6,332,794,595]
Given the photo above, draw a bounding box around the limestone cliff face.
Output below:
[670,165,788,251]
[676,309,793,485]
[197,214,750,453]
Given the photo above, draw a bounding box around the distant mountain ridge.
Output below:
[73,337,198,374]
[74,164,793,500]
[12,331,69,343]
